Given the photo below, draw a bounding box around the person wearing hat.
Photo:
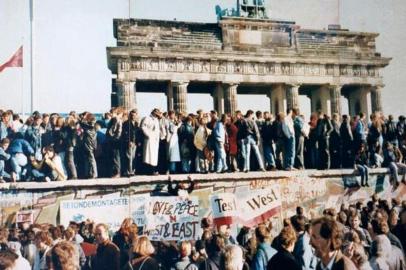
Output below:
[141,108,162,175]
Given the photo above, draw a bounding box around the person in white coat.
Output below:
[166,110,181,173]
[7,241,31,270]
[141,108,162,175]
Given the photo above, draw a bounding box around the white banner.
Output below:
[238,184,281,222]
[210,193,238,226]
[145,196,200,241]
[16,210,34,224]
[60,197,130,231]
[130,194,150,227]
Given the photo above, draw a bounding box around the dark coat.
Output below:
[80,121,96,152]
[315,250,357,270]
[131,255,160,270]
[267,249,301,270]
[93,240,120,270]
[122,119,139,144]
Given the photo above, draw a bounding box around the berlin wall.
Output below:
[1,169,405,240]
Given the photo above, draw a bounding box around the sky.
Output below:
[0,0,405,117]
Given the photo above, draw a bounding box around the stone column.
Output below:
[310,85,331,115]
[166,81,174,111]
[212,83,224,115]
[115,80,136,111]
[269,84,286,115]
[371,85,383,113]
[224,83,238,115]
[348,86,369,118]
[286,84,300,111]
[330,85,342,116]
[172,81,188,114]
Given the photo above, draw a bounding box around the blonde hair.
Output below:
[132,235,155,256]
[179,241,192,257]
[221,245,244,270]
[49,241,78,270]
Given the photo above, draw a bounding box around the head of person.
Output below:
[323,208,337,220]
[33,115,42,127]
[220,114,228,124]
[310,217,342,259]
[0,138,10,151]
[34,231,52,250]
[206,234,226,256]
[291,215,306,233]
[255,110,262,119]
[292,107,300,117]
[255,224,271,243]
[179,241,192,258]
[338,211,348,225]
[1,112,9,124]
[245,110,254,119]
[151,108,162,119]
[129,109,138,121]
[210,110,218,120]
[55,117,65,129]
[348,212,361,229]
[279,226,297,252]
[118,218,134,236]
[235,110,242,120]
[132,235,155,257]
[167,110,176,121]
[49,226,62,241]
[48,241,78,270]
[0,250,18,270]
[218,225,232,239]
[84,113,96,125]
[94,223,110,245]
[370,218,389,238]
[220,245,244,270]
[43,145,56,159]
[63,227,75,242]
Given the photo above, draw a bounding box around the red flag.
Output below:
[0,46,23,72]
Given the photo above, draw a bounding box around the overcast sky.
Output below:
[0,0,404,117]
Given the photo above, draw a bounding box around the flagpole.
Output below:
[30,0,34,113]
[21,40,25,118]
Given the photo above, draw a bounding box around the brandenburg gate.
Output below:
[107,5,390,116]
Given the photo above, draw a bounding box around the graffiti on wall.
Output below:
[1,171,405,239]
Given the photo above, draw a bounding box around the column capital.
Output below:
[328,84,343,90]
[285,83,301,89]
[222,82,239,87]
[172,81,189,87]
[371,84,384,91]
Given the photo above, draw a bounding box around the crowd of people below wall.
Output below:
[0,107,406,187]
[0,195,405,270]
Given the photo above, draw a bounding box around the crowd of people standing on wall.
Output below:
[0,107,406,188]
[0,195,405,269]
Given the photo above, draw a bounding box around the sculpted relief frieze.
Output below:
[124,57,379,78]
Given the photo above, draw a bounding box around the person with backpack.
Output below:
[174,241,199,270]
